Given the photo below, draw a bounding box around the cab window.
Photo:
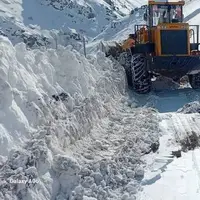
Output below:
[152,5,183,26]
[171,6,182,22]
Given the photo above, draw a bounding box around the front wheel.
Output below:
[118,50,133,87]
[131,54,151,94]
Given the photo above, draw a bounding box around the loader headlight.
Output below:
[160,25,167,29]
[182,25,188,29]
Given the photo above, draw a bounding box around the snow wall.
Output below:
[0,35,127,199]
[0,35,160,200]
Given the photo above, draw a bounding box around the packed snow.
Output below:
[136,111,200,200]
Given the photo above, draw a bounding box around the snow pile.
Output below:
[0,35,160,200]
[0,34,126,154]
[177,101,200,113]
[0,35,119,199]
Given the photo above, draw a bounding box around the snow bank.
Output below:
[0,35,125,199]
[0,34,127,154]
[0,36,160,200]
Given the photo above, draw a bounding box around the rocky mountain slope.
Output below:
[0,0,146,49]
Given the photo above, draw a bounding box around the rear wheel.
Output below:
[131,54,151,94]
[188,73,200,89]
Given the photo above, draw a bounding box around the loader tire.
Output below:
[188,73,200,89]
[131,54,151,94]
[118,50,133,86]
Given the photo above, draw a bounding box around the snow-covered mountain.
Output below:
[0,0,147,49]
[22,0,145,36]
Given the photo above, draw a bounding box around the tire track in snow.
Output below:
[169,113,200,145]
[142,112,200,178]
[137,110,200,200]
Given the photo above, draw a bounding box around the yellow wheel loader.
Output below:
[112,0,200,94]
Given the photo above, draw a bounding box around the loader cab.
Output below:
[141,1,190,56]
[152,5,183,25]
[136,0,199,57]
[145,1,184,27]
